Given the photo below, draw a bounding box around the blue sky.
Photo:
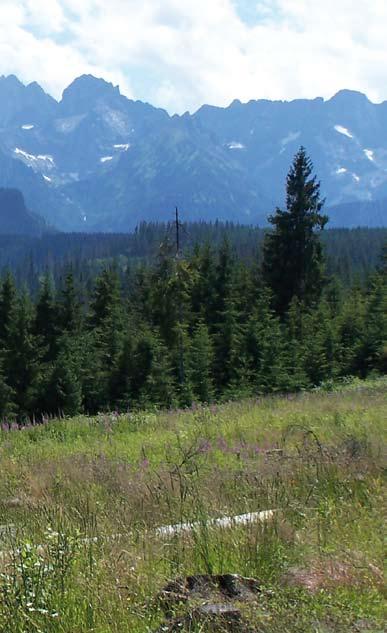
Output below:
[0,1,386,113]
[233,1,281,26]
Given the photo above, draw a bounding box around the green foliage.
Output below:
[4,291,43,418]
[34,274,58,361]
[0,234,385,421]
[0,271,17,343]
[58,268,82,333]
[263,148,328,314]
[245,290,287,393]
[0,359,16,419]
[190,321,214,403]
[1,527,79,632]
[44,350,83,417]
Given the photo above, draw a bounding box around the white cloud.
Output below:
[0,0,386,112]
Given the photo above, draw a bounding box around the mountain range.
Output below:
[0,73,386,232]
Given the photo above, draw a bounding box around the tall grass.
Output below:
[0,377,385,631]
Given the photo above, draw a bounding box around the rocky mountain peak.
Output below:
[329,89,370,106]
[60,75,121,114]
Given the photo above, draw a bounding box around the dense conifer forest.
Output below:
[0,224,386,291]
[0,150,385,421]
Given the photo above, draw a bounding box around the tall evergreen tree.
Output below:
[134,332,175,408]
[43,350,83,417]
[189,321,214,403]
[5,292,42,418]
[109,336,135,409]
[359,272,387,374]
[0,355,16,420]
[244,289,287,393]
[34,274,57,361]
[0,272,17,345]
[88,267,125,407]
[190,243,217,326]
[58,268,82,333]
[263,147,328,315]
[213,296,245,394]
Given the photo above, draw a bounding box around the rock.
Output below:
[155,604,249,632]
[156,574,261,632]
[159,573,261,614]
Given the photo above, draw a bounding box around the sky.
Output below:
[0,0,386,113]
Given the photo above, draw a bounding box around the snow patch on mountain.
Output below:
[100,156,113,163]
[21,124,34,130]
[114,143,130,151]
[38,154,54,164]
[364,149,375,162]
[336,167,347,174]
[14,148,54,165]
[334,125,353,139]
[352,173,360,182]
[14,148,37,162]
[227,141,245,150]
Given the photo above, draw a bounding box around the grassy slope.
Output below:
[0,377,385,632]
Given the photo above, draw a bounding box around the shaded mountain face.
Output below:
[194,91,387,210]
[0,188,47,235]
[0,74,386,230]
[64,113,270,231]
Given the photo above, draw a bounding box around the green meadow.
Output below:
[0,377,385,632]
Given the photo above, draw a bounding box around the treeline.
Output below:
[0,223,386,291]
[0,149,385,421]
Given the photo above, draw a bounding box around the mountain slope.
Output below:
[65,113,270,230]
[0,148,84,230]
[0,188,47,235]
[327,198,387,227]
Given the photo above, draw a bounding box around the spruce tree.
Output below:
[338,288,366,376]
[89,267,125,408]
[109,336,135,410]
[135,332,175,408]
[263,148,328,315]
[190,243,217,326]
[0,272,17,345]
[34,274,58,361]
[59,268,82,333]
[189,321,214,403]
[284,297,309,390]
[244,289,287,393]
[0,356,16,420]
[359,272,387,374]
[44,352,83,417]
[5,291,43,418]
[213,296,246,395]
